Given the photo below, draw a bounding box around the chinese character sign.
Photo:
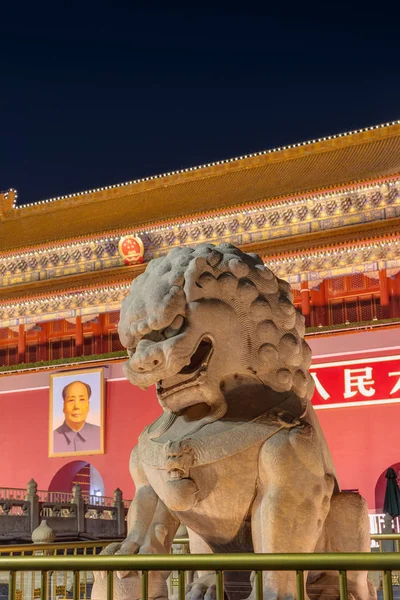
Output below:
[310,356,400,408]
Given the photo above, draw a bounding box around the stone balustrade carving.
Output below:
[0,480,128,543]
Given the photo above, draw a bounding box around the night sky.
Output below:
[1,8,399,206]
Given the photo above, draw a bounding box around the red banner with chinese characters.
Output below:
[310,355,400,409]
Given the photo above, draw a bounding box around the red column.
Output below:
[379,268,389,319]
[93,314,105,355]
[38,323,46,361]
[43,322,49,361]
[320,280,327,326]
[310,281,327,327]
[76,316,83,356]
[101,313,109,354]
[301,281,310,315]
[300,280,311,327]
[388,277,396,318]
[394,273,400,318]
[18,324,25,364]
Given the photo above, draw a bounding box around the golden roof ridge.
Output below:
[0,174,398,259]
[10,119,400,210]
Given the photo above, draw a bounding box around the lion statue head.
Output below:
[119,243,313,422]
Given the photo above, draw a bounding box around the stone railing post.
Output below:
[26,478,39,533]
[72,483,85,533]
[113,488,126,536]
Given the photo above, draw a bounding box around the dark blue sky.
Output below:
[1,7,399,205]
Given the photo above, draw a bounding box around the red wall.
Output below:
[0,380,162,500]
[0,375,398,509]
[317,403,400,509]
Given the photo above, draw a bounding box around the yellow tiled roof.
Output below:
[1,122,400,252]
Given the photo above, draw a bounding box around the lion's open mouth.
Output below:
[178,338,213,375]
[157,337,213,398]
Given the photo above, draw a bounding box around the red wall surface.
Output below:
[317,403,400,509]
[0,380,162,500]
[0,372,399,509]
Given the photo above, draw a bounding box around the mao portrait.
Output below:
[49,368,105,457]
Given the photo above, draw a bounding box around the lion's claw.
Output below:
[116,570,137,579]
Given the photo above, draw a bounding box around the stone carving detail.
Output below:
[92,243,376,600]
[31,520,56,544]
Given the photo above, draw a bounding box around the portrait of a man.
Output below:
[49,368,105,457]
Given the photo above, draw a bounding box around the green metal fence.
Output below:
[372,534,400,553]
[2,552,400,600]
[0,536,399,600]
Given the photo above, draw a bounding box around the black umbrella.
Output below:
[383,467,400,518]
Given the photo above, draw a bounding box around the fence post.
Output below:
[26,478,39,533]
[72,483,85,533]
[382,513,396,552]
[113,488,126,536]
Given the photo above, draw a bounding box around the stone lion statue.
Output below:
[92,243,375,600]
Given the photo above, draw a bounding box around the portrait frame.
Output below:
[49,367,105,458]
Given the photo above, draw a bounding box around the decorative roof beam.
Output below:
[1,177,399,289]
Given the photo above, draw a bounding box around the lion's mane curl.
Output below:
[119,243,313,402]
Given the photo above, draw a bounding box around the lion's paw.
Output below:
[91,570,168,600]
[185,574,219,600]
[92,540,140,581]
[91,527,171,600]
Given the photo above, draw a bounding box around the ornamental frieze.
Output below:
[0,240,122,288]
[0,179,399,291]
[0,285,129,329]
[264,240,400,286]
[1,240,400,328]
[141,180,399,259]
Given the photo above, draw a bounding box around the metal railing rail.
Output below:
[0,540,118,556]
[2,553,400,600]
[0,535,398,600]
[371,534,400,552]
[0,533,399,555]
